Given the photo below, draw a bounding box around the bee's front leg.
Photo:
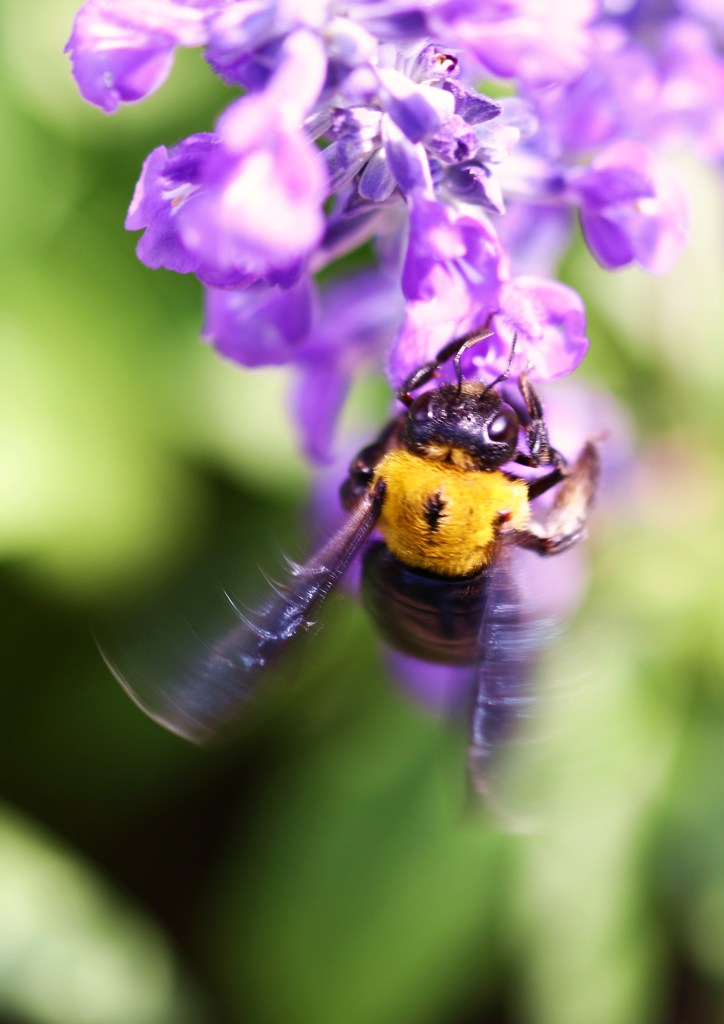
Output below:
[509,441,600,556]
[513,371,568,470]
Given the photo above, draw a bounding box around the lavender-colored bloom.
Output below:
[68,0,703,475]
[527,11,724,161]
[177,116,327,283]
[497,277,588,380]
[65,0,219,113]
[179,30,328,283]
[124,124,325,287]
[316,42,506,214]
[204,0,428,91]
[572,140,688,273]
[386,120,589,387]
[655,18,724,161]
[389,193,504,385]
[125,29,329,286]
[124,133,239,284]
[203,274,315,367]
[428,0,599,86]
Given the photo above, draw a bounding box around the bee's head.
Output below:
[402,381,520,469]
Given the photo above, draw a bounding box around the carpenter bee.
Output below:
[109,319,599,796]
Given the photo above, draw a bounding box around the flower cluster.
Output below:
[66,0,715,461]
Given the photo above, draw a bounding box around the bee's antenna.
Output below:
[396,314,497,405]
[453,327,495,394]
[482,331,518,397]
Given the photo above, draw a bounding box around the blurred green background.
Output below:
[2,3,724,1023]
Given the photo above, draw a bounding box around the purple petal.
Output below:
[445,162,505,213]
[679,0,724,24]
[543,28,658,155]
[377,69,454,143]
[382,116,433,195]
[358,151,397,201]
[579,211,634,269]
[325,16,378,66]
[125,134,225,276]
[293,267,404,461]
[575,141,688,273]
[218,30,328,148]
[204,2,278,84]
[203,274,315,366]
[66,0,214,112]
[498,277,589,381]
[178,99,328,279]
[428,0,597,86]
[262,28,328,124]
[574,164,654,208]
[626,157,688,274]
[352,4,428,42]
[402,195,466,292]
[496,203,573,276]
[292,366,351,464]
[427,114,479,164]
[390,202,504,385]
[443,79,501,125]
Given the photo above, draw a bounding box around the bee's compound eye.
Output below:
[488,407,519,445]
[408,391,437,423]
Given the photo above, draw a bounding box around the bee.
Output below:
[110,320,599,796]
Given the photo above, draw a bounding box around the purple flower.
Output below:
[526,12,724,160]
[428,0,598,86]
[656,19,724,161]
[497,277,589,380]
[65,0,219,113]
[203,274,316,367]
[317,42,504,211]
[179,29,328,283]
[69,0,704,477]
[389,191,505,385]
[572,140,688,273]
[177,114,327,283]
[125,29,329,286]
[385,120,589,388]
[125,133,236,284]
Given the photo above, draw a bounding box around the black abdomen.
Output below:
[361,541,491,665]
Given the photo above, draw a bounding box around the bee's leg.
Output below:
[509,441,600,555]
[527,466,566,501]
[340,416,403,512]
[396,315,496,405]
[513,371,567,469]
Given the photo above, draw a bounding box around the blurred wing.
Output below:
[467,549,549,799]
[102,485,385,744]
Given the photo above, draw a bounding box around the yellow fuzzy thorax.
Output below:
[372,448,530,577]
